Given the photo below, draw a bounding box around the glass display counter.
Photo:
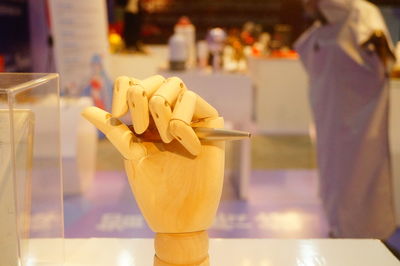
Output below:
[0,73,63,266]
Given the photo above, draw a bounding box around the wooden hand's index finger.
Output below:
[112,76,138,118]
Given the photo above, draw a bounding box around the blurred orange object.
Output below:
[252,46,261,56]
[392,66,400,78]
[109,30,124,53]
[0,55,4,72]
[269,50,299,59]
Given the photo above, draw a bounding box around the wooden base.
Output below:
[154,231,209,265]
[154,255,209,266]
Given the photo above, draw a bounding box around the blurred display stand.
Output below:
[61,97,97,195]
[48,0,113,107]
[27,238,398,265]
[0,73,64,266]
[390,78,400,226]
[159,69,253,200]
[247,55,313,135]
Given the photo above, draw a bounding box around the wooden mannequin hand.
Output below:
[82,75,225,265]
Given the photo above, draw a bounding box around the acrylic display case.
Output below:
[0,73,64,266]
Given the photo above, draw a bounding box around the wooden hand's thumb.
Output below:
[82,106,146,160]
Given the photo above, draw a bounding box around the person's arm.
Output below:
[361,30,396,68]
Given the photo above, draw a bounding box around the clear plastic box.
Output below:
[0,73,64,266]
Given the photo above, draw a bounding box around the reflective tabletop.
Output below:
[26,238,399,265]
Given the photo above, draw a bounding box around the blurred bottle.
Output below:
[257,33,271,54]
[207,28,227,72]
[168,33,187,71]
[174,16,196,69]
[197,40,209,69]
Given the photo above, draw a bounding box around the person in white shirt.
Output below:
[295,0,396,239]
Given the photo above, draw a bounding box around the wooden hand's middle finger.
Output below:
[149,77,186,143]
[128,75,165,134]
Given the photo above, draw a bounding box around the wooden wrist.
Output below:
[154,231,209,266]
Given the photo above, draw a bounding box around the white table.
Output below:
[159,69,253,199]
[109,45,168,80]
[248,56,312,135]
[26,238,399,265]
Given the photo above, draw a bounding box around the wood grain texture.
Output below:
[154,231,209,265]
[125,118,225,265]
[125,135,225,233]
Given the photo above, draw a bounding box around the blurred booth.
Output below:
[247,55,312,135]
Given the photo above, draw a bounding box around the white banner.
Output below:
[48,0,112,110]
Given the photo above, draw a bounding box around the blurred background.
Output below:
[2,0,400,257]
